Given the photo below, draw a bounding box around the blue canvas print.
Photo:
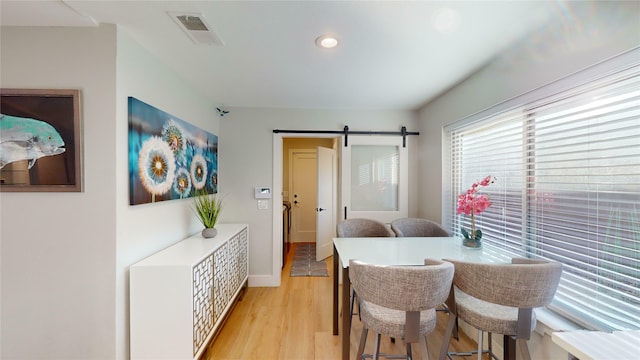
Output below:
[128,97,217,205]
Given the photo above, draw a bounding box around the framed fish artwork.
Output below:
[128,97,218,205]
[0,89,83,192]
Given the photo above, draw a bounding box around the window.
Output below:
[351,145,399,211]
[445,63,640,331]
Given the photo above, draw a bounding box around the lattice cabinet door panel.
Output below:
[228,232,241,294]
[130,224,249,360]
[193,254,214,355]
[213,241,230,323]
[230,229,249,292]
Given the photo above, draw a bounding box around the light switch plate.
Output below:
[257,199,269,210]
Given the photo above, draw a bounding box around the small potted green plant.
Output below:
[192,189,223,238]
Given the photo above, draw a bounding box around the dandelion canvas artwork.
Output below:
[128,97,217,205]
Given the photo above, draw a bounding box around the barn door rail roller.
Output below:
[273,126,419,147]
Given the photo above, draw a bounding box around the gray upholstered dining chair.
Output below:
[391,218,451,316]
[350,259,454,360]
[337,218,396,238]
[391,218,450,237]
[439,258,563,360]
[336,218,395,323]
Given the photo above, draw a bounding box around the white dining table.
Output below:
[332,236,514,360]
[552,330,640,360]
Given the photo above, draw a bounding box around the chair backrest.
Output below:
[349,259,454,312]
[446,258,563,309]
[391,218,450,237]
[337,218,395,237]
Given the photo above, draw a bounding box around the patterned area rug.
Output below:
[290,243,329,277]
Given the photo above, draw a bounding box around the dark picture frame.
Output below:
[0,89,83,192]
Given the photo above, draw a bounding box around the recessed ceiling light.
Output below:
[315,35,339,49]
[431,7,460,34]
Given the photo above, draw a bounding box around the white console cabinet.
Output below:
[130,224,249,360]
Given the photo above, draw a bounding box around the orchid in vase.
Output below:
[456,175,496,248]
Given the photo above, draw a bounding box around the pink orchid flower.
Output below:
[457,176,496,245]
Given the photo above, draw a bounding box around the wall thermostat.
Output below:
[255,186,272,199]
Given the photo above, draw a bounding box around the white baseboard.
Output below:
[248,274,280,287]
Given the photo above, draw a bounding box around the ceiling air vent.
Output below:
[168,12,224,46]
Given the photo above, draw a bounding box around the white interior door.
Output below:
[316,147,336,261]
[341,136,408,223]
[290,150,317,243]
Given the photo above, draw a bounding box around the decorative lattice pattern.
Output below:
[190,226,248,357]
[213,243,229,323]
[228,234,241,292]
[237,229,248,284]
[192,254,214,355]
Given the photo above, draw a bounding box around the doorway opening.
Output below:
[271,130,414,286]
[281,137,338,270]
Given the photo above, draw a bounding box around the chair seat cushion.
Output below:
[455,287,537,336]
[359,300,437,339]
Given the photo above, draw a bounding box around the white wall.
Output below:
[417,2,639,359]
[114,29,219,359]
[0,25,220,360]
[0,25,118,359]
[219,107,418,284]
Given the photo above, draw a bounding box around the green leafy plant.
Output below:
[192,190,223,229]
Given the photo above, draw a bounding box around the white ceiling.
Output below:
[1,0,561,110]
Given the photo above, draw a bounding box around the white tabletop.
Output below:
[552,330,640,360]
[333,236,513,268]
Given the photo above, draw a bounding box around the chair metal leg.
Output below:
[422,336,431,360]
[453,316,459,341]
[349,288,359,335]
[439,312,457,360]
[350,288,357,317]
[477,331,483,360]
[488,332,492,354]
[373,333,382,360]
[445,327,500,360]
[357,327,368,360]
[406,342,412,360]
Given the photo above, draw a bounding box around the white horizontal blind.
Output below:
[449,109,525,257]
[523,65,640,330]
[447,64,640,331]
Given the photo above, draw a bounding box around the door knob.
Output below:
[316,208,325,212]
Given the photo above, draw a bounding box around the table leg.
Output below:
[333,245,339,335]
[504,335,516,360]
[342,265,351,360]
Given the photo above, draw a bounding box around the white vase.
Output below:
[202,227,217,238]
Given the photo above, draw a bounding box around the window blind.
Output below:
[446,64,640,331]
[523,66,640,330]
[449,109,526,257]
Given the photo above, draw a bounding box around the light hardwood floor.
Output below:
[203,243,478,360]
